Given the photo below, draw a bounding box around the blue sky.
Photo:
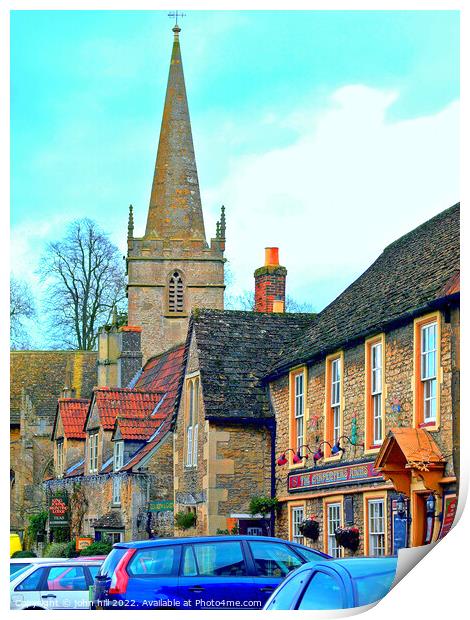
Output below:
[10,10,459,346]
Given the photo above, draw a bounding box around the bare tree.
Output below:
[10,276,36,349]
[39,218,126,350]
[225,289,315,313]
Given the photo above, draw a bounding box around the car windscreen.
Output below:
[97,548,127,578]
[10,563,31,578]
[355,570,395,606]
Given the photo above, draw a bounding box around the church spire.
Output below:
[145,23,206,243]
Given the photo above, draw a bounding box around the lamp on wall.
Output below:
[426,493,436,516]
[276,449,303,466]
[396,494,407,517]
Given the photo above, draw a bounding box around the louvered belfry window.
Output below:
[168,271,184,313]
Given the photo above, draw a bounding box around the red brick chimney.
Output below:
[254,247,287,313]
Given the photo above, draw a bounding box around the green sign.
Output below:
[48,493,69,526]
[149,500,174,513]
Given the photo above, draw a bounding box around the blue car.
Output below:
[264,557,398,610]
[93,535,330,610]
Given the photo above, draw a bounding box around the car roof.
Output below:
[114,535,311,549]
[302,557,397,578]
[11,558,68,564]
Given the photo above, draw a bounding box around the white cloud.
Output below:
[202,85,459,310]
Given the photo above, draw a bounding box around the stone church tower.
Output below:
[127,24,226,362]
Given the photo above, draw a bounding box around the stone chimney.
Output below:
[97,322,143,388]
[254,247,287,313]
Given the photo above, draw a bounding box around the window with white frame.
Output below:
[57,440,64,476]
[331,358,341,445]
[327,503,342,558]
[371,342,383,445]
[112,476,121,506]
[368,499,385,556]
[113,441,124,472]
[294,373,304,453]
[89,432,98,473]
[186,377,199,468]
[291,506,305,545]
[97,530,123,544]
[421,322,437,422]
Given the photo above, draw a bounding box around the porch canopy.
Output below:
[374,428,446,496]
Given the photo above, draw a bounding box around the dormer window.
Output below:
[168,271,184,313]
[114,441,124,472]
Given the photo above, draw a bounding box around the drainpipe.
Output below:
[268,418,277,537]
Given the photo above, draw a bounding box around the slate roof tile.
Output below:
[268,203,460,377]
[191,310,315,420]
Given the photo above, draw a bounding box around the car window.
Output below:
[191,542,247,577]
[87,565,101,581]
[46,566,88,591]
[10,563,30,576]
[15,567,46,592]
[297,570,344,610]
[182,546,198,576]
[127,546,177,577]
[355,571,395,606]
[292,546,326,562]
[98,547,127,577]
[265,569,311,610]
[249,541,303,577]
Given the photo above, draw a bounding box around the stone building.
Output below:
[47,333,185,542]
[266,203,459,556]
[173,248,314,535]
[126,23,226,362]
[10,350,97,537]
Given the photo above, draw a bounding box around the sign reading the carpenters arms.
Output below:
[48,493,69,526]
[288,461,383,493]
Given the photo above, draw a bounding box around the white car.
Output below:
[10,560,102,610]
[10,558,68,579]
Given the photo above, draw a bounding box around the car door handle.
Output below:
[41,595,57,599]
[259,587,275,593]
[189,586,205,592]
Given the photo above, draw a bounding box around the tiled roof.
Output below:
[55,398,90,439]
[10,350,97,426]
[191,310,315,420]
[116,415,163,441]
[118,344,186,471]
[91,387,164,431]
[268,203,460,377]
[376,427,445,468]
[64,459,85,478]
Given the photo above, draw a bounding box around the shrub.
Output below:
[79,541,113,557]
[64,540,79,558]
[44,542,69,558]
[175,511,197,530]
[12,550,37,558]
[249,496,279,517]
[27,511,48,542]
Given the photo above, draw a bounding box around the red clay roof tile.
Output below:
[58,398,90,439]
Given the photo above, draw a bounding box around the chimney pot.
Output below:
[265,247,279,266]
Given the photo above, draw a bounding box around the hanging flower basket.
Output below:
[335,526,360,552]
[299,517,320,542]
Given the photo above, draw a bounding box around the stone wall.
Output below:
[271,309,458,549]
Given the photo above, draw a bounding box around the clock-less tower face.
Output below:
[126,25,225,363]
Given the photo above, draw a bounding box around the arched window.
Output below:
[168,271,184,313]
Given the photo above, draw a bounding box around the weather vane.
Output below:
[168,10,186,27]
